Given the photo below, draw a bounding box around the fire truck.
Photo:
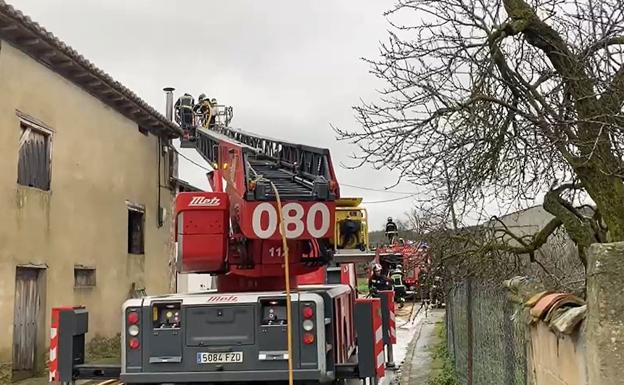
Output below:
[375,241,431,299]
[49,91,396,385]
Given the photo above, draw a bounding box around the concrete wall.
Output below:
[491,206,585,293]
[0,40,175,375]
[586,243,624,385]
[529,322,587,385]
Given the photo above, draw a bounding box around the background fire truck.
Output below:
[375,241,431,300]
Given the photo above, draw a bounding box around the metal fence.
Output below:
[447,279,527,385]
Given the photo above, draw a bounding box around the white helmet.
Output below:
[372,263,382,273]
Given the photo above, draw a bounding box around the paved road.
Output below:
[399,308,446,385]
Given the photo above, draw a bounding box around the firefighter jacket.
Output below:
[368,273,392,293]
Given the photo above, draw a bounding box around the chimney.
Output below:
[163,87,175,121]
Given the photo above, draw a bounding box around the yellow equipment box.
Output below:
[333,197,370,251]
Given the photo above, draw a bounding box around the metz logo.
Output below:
[206,295,238,303]
[188,196,221,207]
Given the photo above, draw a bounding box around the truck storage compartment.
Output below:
[175,192,229,273]
[149,302,183,363]
[185,305,255,346]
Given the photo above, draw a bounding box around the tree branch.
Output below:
[502,0,599,116]
[542,184,597,266]
[449,216,563,261]
[601,63,624,112]
[581,36,624,57]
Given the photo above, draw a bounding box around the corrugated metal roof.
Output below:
[0,1,181,138]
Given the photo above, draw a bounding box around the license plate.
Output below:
[197,352,243,364]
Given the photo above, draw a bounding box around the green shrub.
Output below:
[86,333,121,361]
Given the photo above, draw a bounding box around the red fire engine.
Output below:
[50,93,395,385]
[375,241,431,296]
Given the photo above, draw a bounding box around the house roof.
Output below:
[0,1,181,138]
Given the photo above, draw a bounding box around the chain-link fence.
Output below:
[447,279,527,385]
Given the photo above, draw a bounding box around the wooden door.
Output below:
[12,268,41,376]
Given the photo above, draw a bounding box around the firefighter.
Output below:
[208,98,218,128]
[174,93,195,137]
[430,275,444,308]
[385,217,398,244]
[193,94,214,129]
[368,263,392,297]
[339,215,362,250]
[389,264,407,308]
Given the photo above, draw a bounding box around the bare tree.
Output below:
[337,0,624,263]
[405,203,451,235]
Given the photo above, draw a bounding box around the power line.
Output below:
[341,183,415,195]
[363,194,418,204]
[174,147,213,172]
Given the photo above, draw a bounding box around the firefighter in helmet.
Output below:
[368,263,392,297]
[389,263,407,308]
[385,217,398,244]
[193,93,214,129]
[174,93,195,138]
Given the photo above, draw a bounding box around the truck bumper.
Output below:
[121,368,328,383]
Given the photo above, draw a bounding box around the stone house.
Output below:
[0,3,181,380]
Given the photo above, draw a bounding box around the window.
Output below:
[128,207,145,254]
[74,266,96,288]
[17,118,53,190]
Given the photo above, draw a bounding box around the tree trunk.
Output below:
[575,165,624,242]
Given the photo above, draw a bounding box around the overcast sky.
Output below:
[13,0,428,230]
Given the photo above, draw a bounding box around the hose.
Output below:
[269,181,295,385]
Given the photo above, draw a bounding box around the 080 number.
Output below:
[251,202,331,239]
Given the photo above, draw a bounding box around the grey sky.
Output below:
[12,0,423,230]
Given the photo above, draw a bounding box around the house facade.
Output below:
[0,3,181,380]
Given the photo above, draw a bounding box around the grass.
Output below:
[357,277,369,294]
[86,333,121,364]
[428,322,458,385]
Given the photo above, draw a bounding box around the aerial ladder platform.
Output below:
[50,91,393,385]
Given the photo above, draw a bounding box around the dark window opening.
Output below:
[74,267,96,288]
[128,208,145,254]
[17,122,52,190]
